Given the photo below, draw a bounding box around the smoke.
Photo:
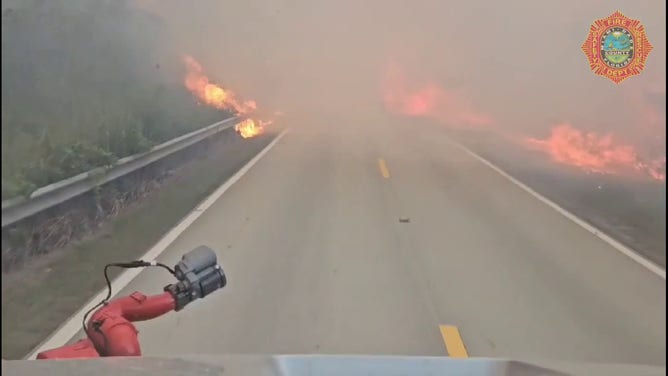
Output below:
[8,0,663,179]
[138,0,663,131]
[381,61,494,128]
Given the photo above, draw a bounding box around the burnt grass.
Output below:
[1,130,274,359]
[458,133,666,268]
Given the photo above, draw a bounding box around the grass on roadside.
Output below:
[1,133,273,359]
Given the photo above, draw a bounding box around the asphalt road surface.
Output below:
[76,116,665,366]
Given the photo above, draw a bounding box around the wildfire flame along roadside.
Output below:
[235,119,273,139]
[382,61,665,182]
[523,124,666,182]
[182,55,270,138]
[381,61,493,128]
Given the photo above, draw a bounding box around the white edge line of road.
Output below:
[447,138,666,280]
[25,129,290,360]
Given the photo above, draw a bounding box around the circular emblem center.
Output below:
[600,27,634,69]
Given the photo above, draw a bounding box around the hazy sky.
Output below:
[138,0,665,155]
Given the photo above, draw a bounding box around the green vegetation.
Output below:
[1,133,272,359]
[1,0,230,200]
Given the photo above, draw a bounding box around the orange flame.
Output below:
[524,124,665,181]
[234,119,272,139]
[183,55,257,115]
[182,55,275,138]
[382,62,493,127]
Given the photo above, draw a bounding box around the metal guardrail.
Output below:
[1,117,240,227]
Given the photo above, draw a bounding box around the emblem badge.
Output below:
[581,11,653,84]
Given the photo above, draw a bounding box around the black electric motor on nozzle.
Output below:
[165,245,227,311]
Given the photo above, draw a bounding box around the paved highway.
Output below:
[75,116,665,365]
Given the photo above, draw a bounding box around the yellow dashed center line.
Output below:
[378,158,390,179]
[439,325,469,358]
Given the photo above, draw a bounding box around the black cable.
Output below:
[81,260,176,354]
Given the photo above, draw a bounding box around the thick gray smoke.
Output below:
[1,0,229,198]
[4,0,663,186]
[139,0,664,147]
